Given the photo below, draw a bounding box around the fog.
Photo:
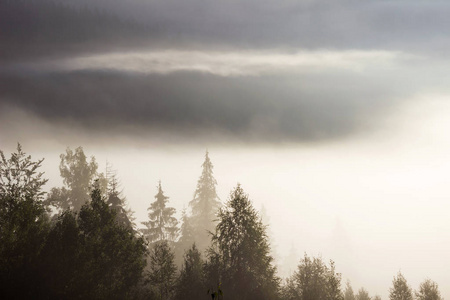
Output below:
[2,0,450,299]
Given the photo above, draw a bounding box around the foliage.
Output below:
[207,184,280,300]
[0,144,50,298]
[141,181,178,243]
[282,253,343,300]
[40,185,148,299]
[344,281,355,300]
[46,146,105,211]
[174,243,206,300]
[389,272,413,300]
[148,240,177,300]
[355,288,370,300]
[189,151,221,251]
[174,208,195,266]
[415,279,443,300]
[106,173,134,229]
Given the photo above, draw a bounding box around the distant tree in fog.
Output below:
[355,288,370,300]
[344,281,355,300]
[282,254,343,300]
[389,272,413,300]
[106,172,134,229]
[141,181,178,243]
[174,208,195,266]
[207,184,280,300]
[415,279,443,300]
[372,296,382,300]
[46,146,106,211]
[189,151,220,251]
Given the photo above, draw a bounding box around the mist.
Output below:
[2,0,450,299]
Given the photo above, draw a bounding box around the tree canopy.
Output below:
[207,184,280,300]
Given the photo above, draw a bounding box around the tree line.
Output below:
[0,144,444,299]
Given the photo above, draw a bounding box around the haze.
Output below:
[1,0,450,298]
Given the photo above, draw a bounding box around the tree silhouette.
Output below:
[389,272,413,300]
[189,151,221,251]
[141,181,178,244]
[207,184,280,300]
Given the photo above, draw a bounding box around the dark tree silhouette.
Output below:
[174,243,206,300]
[40,184,147,299]
[207,184,280,300]
[0,144,49,298]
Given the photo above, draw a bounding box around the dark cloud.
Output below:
[0,68,409,144]
[3,0,450,64]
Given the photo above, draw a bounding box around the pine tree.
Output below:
[389,272,413,300]
[207,184,280,300]
[141,181,178,243]
[189,151,220,251]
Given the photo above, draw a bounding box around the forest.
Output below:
[0,144,444,300]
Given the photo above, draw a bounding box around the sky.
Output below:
[2,0,450,297]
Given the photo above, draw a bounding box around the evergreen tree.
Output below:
[0,144,50,298]
[355,288,370,300]
[344,281,355,300]
[40,184,147,299]
[106,172,134,229]
[207,184,280,300]
[284,253,343,300]
[141,181,178,243]
[373,296,382,300]
[174,243,206,300]
[389,272,413,300]
[415,279,443,300]
[189,151,220,251]
[46,146,106,211]
[148,240,177,300]
[174,208,195,266]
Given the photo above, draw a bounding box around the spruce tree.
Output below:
[141,181,178,243]
[106,173,134,229]
[189,151,220,251]
[207,184,280,300]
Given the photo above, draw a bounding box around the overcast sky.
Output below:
[2,0,450,297]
